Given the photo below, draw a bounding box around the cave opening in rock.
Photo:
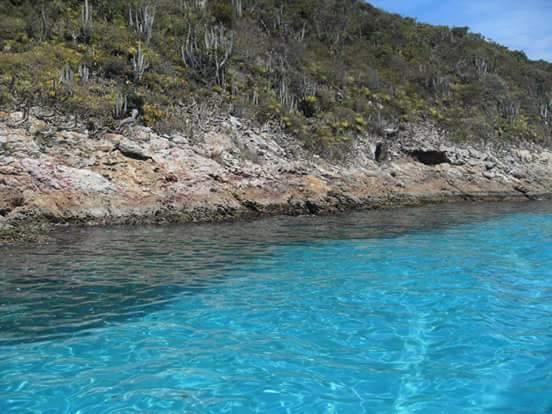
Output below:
[408,150,449,166]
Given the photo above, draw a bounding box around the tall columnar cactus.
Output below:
[78,64,90,84]
[178,0,207,10]
[129,3,155,44]
[39,4,49,40]
[539,100,552,126]
[232,0,243,17]
[59,65,74,89]
[132,43,149,82]
[182,24,234,86]
[80,0,92,42]
[474,56,489,78]
[113,94,128,119]
[278,78,297,113]
[204,25,234,86]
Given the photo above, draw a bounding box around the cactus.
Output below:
[129,3,155,44]
[205,25,234,86]
[278,78,297,113]
[80,0,92,42]
[59,65,74,89]
[176,0,207,11]
[251,88,259,106]
[39,5,49,40]
[539,100,552,125]
[78,64,90,84]
[232,0,243,17]
[113,94,128,119]
[182,24,234,86]
[132,43,149,82]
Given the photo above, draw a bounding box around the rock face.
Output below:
[1,113,551,243]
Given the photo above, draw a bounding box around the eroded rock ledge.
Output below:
[1,110,551,244]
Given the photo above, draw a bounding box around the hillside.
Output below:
[2,0,552,244]
[1,0,552,153]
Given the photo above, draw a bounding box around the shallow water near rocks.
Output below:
[1,202,552,413]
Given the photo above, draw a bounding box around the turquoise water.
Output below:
[1,202,551,413]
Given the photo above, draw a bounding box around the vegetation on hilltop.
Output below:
[1,0,552,153]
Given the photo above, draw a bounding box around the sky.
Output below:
[369,0,552,62]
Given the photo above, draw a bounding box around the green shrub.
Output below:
[299,95,317,118]
[101,56,129,79]
[0,0,551,148]
[211,1,234,27]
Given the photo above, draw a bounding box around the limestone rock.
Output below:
[1,113,551,244]
[116,139,153,161]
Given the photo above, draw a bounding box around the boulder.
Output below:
[514,149,533,163]
[116,139,153,161]
[511,168,528,180]
[28,118,49,135]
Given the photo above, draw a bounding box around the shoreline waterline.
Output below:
[2,191,551,247]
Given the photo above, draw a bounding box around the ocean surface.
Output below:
[1,202,551,413]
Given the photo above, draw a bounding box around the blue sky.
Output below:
[369,0,552,62]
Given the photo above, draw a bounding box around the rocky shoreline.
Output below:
[1,110,552,245]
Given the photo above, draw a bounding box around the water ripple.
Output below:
[1,201,552,413]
